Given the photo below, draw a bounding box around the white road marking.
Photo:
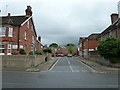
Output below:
[66,57,74,72]
[49,58,60,71]
[80,60,97,73]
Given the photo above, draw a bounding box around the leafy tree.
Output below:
[43,48,52,53]
[66,43,75,54]
[49,43,58,48]
[66,44,75,47]
[97,37,120,63]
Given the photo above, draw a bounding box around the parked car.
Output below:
[67,54,72,57]
[56,54,64,57]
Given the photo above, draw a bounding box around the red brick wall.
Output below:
[1,18,38,55]
[19,19,37,54]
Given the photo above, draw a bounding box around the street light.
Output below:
[31,40,36,68]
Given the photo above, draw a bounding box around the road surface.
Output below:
[2,57,119,88]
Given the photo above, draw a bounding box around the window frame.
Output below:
[8,27,13,37]
[0,27,6,37]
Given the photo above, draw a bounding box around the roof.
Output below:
[87,33,100,40]
[0,15,30,26]
[0,15,37,37]
[99,18,120,37]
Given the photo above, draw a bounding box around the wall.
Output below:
[1,55,47,68]
[87,55,120,68]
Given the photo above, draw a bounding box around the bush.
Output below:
[43,48,52,53]
[19,49,26,55]
[97,37,120,63]
[12,50,19,55]
[29,51,42,55]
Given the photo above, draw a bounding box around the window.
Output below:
[0,44,5,55]
[109,31,112,37]
[0,27,6,37]
[12,45,18,49]
[8,27,13,37]
[32,36,34,43]
[24,31,27,39]
[27,21,30,28]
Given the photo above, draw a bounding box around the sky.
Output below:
[0,0,119,46]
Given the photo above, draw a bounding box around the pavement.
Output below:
[77,57,120,74]
[2,57,58,72]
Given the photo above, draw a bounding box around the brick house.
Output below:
[79,33,99,57]
[0,6,42,55]
[97,13,120,40]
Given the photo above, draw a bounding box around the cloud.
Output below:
[0,0,118,45]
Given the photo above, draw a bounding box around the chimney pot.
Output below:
[8,13,11,16]
[110,13,118,24]
[25,6,32,16]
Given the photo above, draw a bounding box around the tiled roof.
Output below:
[0,15,30,26]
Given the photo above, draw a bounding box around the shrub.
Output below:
[97,37,120,63]
[43,48,52,53]
[12,50,19,55]
[29,51,42,55]
[19,49,26,55]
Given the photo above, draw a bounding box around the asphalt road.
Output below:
[2,57,119,88]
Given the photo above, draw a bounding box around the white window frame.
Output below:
[24,31,27,40]
[27,21,30,28]
[0,44,5,55]
[0,27,6,37]
[8,27,13,37]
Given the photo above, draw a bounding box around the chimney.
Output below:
[38,36,41,42]
[25,6,32,16]
[110,13,118,24]
[8,13,11,16]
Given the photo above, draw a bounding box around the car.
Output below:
[67,54,72,57]
[56,54,64,57]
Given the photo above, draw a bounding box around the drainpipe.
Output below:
[17,26,20,51]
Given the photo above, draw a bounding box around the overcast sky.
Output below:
[0,0,119,46]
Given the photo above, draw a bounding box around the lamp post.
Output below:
[31,40,35,68]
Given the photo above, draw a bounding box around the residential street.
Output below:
[2,57,118,88]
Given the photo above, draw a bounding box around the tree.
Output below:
[49,43,58,48]
[66,44,75,54]
[43,48,52,53]
[97,37,120,63]
[66,44,75,47]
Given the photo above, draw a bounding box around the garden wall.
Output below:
[87,55,120,68]
[1,55,50,68]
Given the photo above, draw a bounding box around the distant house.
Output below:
[97,13,120,40]
[0,6,42,55]
[79,33,99,57]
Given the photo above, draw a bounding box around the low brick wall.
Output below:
[1,55,49,68]
[87,55,120,68]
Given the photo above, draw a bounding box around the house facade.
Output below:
[79,34,99,57]
[98,13,120,40]
[0,6,42,55]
